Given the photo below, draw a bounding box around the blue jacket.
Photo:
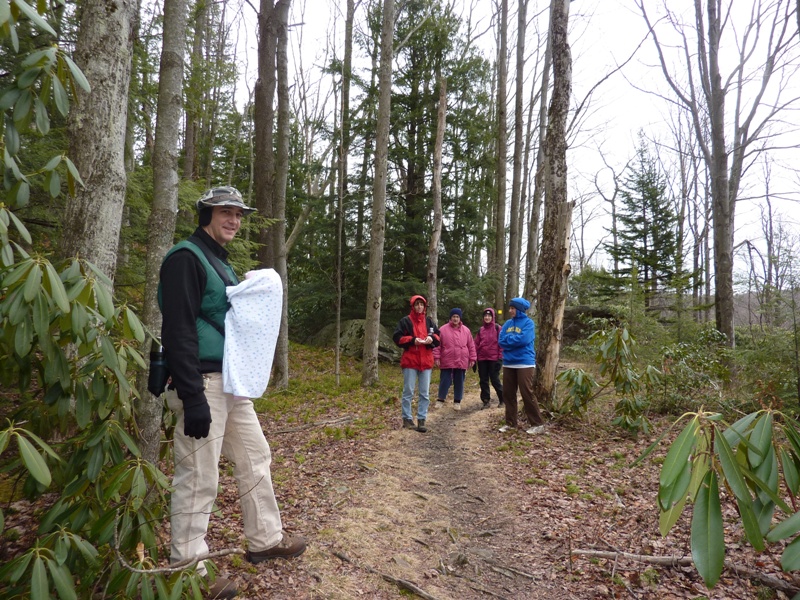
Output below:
[499,312,536,367]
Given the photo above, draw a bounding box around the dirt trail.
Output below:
[301,386,572,600]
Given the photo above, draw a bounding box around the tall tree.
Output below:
[506,0,527,303]
[59,0,138,281]
[136,0,189,464]
[362,0,394,386]
[426,76,447,319]
[605,137,678,307]
[533,0,572,408]
[638,0,800,346]
[492,0,509,310]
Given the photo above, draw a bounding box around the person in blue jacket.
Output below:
[498,297,545,434]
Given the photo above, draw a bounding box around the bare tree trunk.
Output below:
[523,22,551,300]
[506,0,527,302]
[533,0,572,409]
[60,0,137,283]
[427,76,447,320]
[183,1,207,181]
[336,0,355,385]
[136,0,188,464]
[362,0,394,387]
[492,0,508,310]
[271,0,291,390]
[255,0,277,268]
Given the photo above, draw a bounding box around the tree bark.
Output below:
[59,0,137,282]
[427,76,447,320]
[533,0,572,409]
[506,0,527,303]
[362,0,394,387]
[492,0,508,310]
[136,0,188,464]
[255,0,277,268]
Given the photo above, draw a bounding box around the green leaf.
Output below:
[44,154,62,171]
[86,444,104,483]
[92,280,114,320]
[13,89,32,122]
[114,425,141,458]
[99,335,117,367]
[17,67,41,89]
[32,290,49,340]
[34,96,50,134]
[123,306,145,343]
[51,75,68,116]
[16,433,51,486]
[0,429,9,454]
[715,426,751,502]
[47,559,77,600]
[767,510,800,542]
[755,445,779,504]
[0,87,20,110]
[5,118,20,155]
[63,157,84,187]
[44,261,70,313]
[7,551,34,583]
[722,412,760,448]
[781,536,800,571]
[75,385,90,429]
[753,496,777,536]
[659,460,691,511]
[736,498,764,552]
[21,46,55,68]
[11,179,30,208]
[61,54,90,93]
[48,169,61,197]
[30,555,48,600]
[660,416,698,488]
[748,412,773,468]
[659,493,687,537]
[781,448,800,496]
[11,0,57,36]
[691,471,724,588]
[23,262,42,301]
[6,207,31,243]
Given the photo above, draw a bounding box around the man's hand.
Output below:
[184,402,212,439]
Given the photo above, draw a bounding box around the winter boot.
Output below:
[403,418,416,429]
[416,418,427,433]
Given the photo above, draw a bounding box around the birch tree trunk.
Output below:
[523,23,552,300]
[362,0,394,387]
[506,0,527,303]
[136,0,188,464]
[533,0,572,409]
[335,0,355,384]
[492,0,508,310]
[271,0,291,389]
[427,76,447,320]
[60,0,137,282]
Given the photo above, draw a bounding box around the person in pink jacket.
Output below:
[474,307,504,409]
[432,308,477,410]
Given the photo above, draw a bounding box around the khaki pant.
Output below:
[502,366,544,428]
[167,373,282,573]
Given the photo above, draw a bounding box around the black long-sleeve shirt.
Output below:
[160,228,232,409]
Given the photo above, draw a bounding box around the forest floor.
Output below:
[204,366,798,600]
[3,353,799,599]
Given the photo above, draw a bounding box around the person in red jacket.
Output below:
[392,295,440,432]
[474,307,504,409]
[432,308,476,410]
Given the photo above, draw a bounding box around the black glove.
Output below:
[183,402,212,439]
[472,363,477,373]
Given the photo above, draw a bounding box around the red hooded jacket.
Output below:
[392,295,441,371]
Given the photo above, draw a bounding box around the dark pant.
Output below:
[477,360,503,404]
[438,368,466,403]
[503,366,543,428]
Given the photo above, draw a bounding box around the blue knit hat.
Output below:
[509,297,530,312]
[449,307,463,319]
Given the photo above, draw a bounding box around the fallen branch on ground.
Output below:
[571,549,799,595]
[333,550,441,600]
[272,415,355,434]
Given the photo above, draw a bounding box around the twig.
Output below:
[332,550,442,600]
[466,583,509,599]
[485,559,537,580]
[572,549,800,595]
[272,415,354,434]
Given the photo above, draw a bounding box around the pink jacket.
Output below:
[434,322,477,369]
[474,307,503,361]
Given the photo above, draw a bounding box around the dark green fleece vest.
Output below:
[159,240,238,362]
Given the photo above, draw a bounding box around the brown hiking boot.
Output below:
[247,535,307,563]
[205,576,238,599]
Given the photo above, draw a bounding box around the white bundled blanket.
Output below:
[222,269,283,398]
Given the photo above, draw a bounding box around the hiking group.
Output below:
[392,295,547,435]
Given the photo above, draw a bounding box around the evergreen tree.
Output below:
[605,136,678,307]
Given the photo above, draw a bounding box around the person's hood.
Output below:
[482,307,497,326]
[509,297,530,313]
[409,294,427,308]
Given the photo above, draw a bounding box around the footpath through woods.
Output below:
[205,373,799,600]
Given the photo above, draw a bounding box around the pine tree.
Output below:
[605,136,678,308]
